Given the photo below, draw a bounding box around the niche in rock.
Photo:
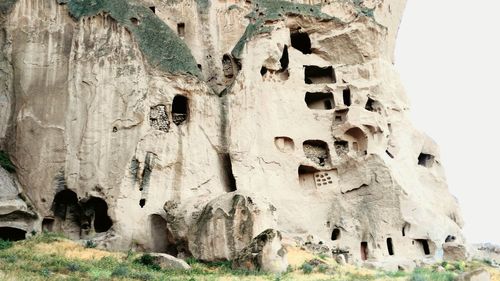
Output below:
[345,127,368,155]
[334,109,348,123]
[150,105,170,132]
[42,217,55,232]
[331,228,341,241]
[445,235,456,243]
[280,45,289,70]
[0,227,26,241]
[149,214,178,255]
[334,140,349,155]
[417,239,431,255]
[343,88,351,106]
[305,92,334,110]
[260,66,267,76]
[220,153,237,192]
[81,197,113,233]
[274,136,294,153]
[402,223,410,237]
[149,6,156,13]
[130,17,140,26]
[172,95,188,125]
[177,23,185,38]
[290,29,312,54]
[418,153,435,168]
[52,189,81,238]
[387,237,394,256]
[304,66,336,84]
[222,54,235,79]
[366,97,383,114]
[361,241,368,261]
[298,165,319,189]
[303,140,330,166]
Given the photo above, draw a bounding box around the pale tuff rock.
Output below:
[148,253,192,270]
[232,229,288,274]
[0,0,465,270]
[456,269,491,281]
[443,242,468,262]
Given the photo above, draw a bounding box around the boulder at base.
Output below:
[232,229,288,273]
[456,269,491,281]
[443,242,468,261]
[149,253,191,270]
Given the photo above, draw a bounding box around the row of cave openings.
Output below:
[275,129,369,166]
[258,29,383,122]
[329,224,434,261]
[146,95,189,133]
[41,189,113,238]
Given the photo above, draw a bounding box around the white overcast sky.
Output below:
[395,0,500,244]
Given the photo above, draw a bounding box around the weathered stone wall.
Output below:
[0,0,464,268]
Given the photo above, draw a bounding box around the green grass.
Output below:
[0,232,496,281]
[62,0,201,78]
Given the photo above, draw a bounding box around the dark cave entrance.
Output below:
[0,227,26,241]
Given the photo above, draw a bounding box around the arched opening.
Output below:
[298,165,319,189]
[360,241,368,261]
[177,23,185,38]
[172,95,188,125]
[0,227,26,241]
[345,128,368,155]
[290,30,311,54]
[139,199,146,208]
[222,54,234,79]
[386,238,394,255]
[402,223,410,237]
[42,217,55,232]
[303,140,330,166]
[53,189,79,219]
[51,189,82,238]
[417,239,431,255]
[331,228,340,241]
[149,214,178,255]
[82,197,112,233]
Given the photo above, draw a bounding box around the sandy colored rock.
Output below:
[443,242,468,261]
[0,0,464,269]
[149,253,191,270]
[456,269,491,281]
[232,229,288,274]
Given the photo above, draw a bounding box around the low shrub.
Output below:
[0,239,13,250]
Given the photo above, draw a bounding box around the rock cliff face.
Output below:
[0,0,464,266]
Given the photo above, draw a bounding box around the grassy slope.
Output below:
[0,233,499,281]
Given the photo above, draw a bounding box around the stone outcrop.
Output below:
[148,253,191,270]
[456,269,491,281]
[443,242,468,261]
[232,229,288,273]
[0,0,464,268]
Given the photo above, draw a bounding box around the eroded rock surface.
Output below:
[232,229,288,273]
[0,0,464,267]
